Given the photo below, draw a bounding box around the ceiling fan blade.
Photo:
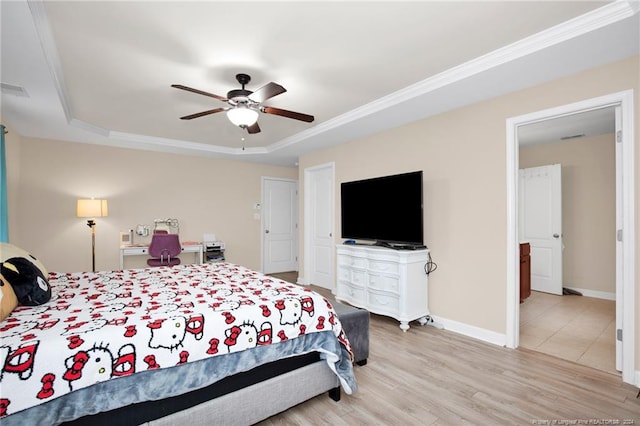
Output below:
[262,106,314,123]
[246,122,261,134]
[248,82,286,103]
[172,84,227,102]
[179,107,228,120]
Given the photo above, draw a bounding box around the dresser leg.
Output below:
[399,321,410,332]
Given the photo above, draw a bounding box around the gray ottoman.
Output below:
[332,301,370,366]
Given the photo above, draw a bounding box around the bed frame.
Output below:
[149,358,339,426]
[61,352,340,426]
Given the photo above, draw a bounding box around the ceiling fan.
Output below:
[171,73,314,134]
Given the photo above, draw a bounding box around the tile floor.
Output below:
[271,272,619,375]
[519,291,617,375]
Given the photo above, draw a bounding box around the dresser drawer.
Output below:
[336,254,350,266]
[342,255,367,269]
[337,266,351,281]
[351,269,367,286]
[367,289,399,313]
[369,260,399,274]
[338,282,366,304]
[368,273,400,293]
[337,266,367,285]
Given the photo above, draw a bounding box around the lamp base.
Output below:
[86,219,96,272]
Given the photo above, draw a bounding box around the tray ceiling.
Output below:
[1,1,638,165]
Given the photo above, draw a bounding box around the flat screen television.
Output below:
[340,171,424,248]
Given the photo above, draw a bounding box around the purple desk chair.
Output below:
[147,233,181,267]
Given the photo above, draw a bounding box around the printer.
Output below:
[204,241,225,251]
[203,234,225,262]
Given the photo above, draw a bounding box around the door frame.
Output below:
[302,162,335,287]
[505,90,635,384]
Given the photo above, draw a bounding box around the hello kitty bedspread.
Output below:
[0,262,355,421]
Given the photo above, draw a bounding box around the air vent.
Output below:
[0,83,29,98]
[560,133,585,141]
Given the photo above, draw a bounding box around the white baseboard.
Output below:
[563,286,616,301]
[429,315,507,347]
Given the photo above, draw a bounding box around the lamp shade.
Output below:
[77,199,108,218]
[227,106,259,127]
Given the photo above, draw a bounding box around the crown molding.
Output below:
[28,0,74,124]
[261,1,639,154]
[108,130,269,156]
[28,0,638,158]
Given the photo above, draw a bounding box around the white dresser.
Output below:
[336,244,430,332]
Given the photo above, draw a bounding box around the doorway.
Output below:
[506,90,635,385]
[518,129,616,374]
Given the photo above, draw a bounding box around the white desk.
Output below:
[119,244,203,269]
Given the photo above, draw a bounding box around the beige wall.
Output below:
[300,104,509,333]
[520,134,616,296]
[298,55,639,340]
[7,137,296,272]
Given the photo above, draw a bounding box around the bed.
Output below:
[0,261,357,425]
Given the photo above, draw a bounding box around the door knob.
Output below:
[553,233,560,238]
[265,230,270,234]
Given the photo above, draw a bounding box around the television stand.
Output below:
[336,244,431,332]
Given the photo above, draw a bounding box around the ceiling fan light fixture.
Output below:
[227,106,259,127]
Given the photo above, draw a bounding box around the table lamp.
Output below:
[77,198,108,272]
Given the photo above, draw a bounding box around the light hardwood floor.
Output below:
[520,291,616,375]
[261,275,639,425]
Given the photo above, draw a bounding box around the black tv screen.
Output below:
[341,171,424,246]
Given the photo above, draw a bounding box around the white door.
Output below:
[262,178,298,274]
[305,164,334,289]
[519,164,563,295]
